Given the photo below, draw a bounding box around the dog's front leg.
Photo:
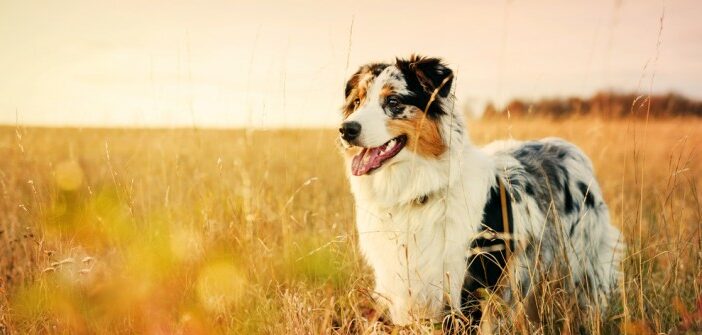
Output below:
[375,276,445,326]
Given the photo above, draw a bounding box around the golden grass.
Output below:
[0,117,700,334]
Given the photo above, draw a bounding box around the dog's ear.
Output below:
[396,55,453,98]
[345,70,361,99]
[345,63,389,98]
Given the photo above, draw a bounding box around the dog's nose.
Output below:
[339,121,361,142]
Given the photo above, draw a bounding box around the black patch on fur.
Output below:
[524,182,535,196]
[586,193,596,207]
[511,189,522,203]
[509,179,521,188]
[563,173,575,214]
[514,142,544,158]
[569,217,580,237]
[512,141,574,215]
[460,177,514,323]
[395,55,453,119]
[578,181,596,208]
[370,64,386,76]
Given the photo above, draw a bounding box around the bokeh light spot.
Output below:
[54,161,83,191]
[195,261,246,313]
[170,227,204,262]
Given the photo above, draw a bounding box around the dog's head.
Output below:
[339,55,454,176]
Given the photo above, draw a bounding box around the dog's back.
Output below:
[477,138,623,312]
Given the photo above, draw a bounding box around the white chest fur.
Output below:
[356,196,451,324]
[349,147,494,325]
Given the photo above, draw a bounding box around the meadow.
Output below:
[0,116,700,334]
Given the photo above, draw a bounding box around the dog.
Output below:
[338,55,624,329]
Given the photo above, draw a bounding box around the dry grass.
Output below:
[0,117,700,334]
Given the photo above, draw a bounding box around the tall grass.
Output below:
[0,117,700,334]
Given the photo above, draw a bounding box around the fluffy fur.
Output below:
[339,55,624,327]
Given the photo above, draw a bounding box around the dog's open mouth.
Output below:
[351,135,407,176]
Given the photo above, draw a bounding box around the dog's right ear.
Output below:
[396,55,454,98]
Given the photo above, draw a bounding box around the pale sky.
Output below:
[1,0,700,127]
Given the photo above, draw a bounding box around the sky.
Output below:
[1,0,700,128]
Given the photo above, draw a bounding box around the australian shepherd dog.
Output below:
[338,55,624,330]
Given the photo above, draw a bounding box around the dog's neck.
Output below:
[348,114,494,210]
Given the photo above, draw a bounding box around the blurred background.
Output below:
[1,0,700,127]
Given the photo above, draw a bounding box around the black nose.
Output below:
[339,121,361,142]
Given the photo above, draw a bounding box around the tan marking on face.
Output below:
[380,84,394,100]
[386,108,445,158]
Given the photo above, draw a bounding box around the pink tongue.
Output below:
[351,147,384,176]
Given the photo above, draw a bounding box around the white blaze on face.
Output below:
[345,66,409,148]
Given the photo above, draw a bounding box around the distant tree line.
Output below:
[482,91,702,118]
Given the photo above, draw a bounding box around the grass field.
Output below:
[0,117,700,334]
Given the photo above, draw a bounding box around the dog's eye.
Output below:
[353,99,361,107]
[385,96,403,115]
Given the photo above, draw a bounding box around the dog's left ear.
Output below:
[396,55,453,98]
